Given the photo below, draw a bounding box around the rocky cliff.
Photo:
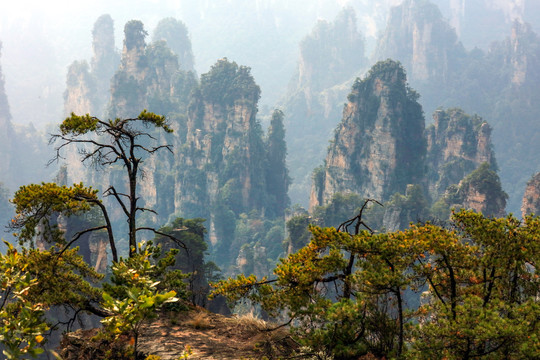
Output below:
[152,18,195,73]
[308,63,504,227]
[375,0,465,84]
[64,15,119,118]
[90,14,120,118]
[373,1,539,214]
[309,60,426,210]
[176,59,266,248]
[174,59,290,271]
[485,20,540,213]
[439,162,507,218]
[0,42,51,193]
[282,7,368,205]
[521,172,540,217]
[503,21,540,87]
[426,108,496,200]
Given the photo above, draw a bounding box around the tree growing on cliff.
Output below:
[43,110,174,258]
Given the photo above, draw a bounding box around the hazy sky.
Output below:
[0,0,359,127]
[0,0,188,127]
[0,0,531,128]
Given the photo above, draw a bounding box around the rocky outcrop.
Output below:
[309,60,426,210]
[175,59,290,270]
[282,7,368,205]
[90,14,120,117]
[426,108,496,200]
[441,163,507,218]
[152,18,195,73]
[64,15,119,118]
[296,7,366,94]
[375,0,465,83]
[108,20,194,120]
[64,61,95,115]
[503,21,540,87]
[108,20,150,118]
[176,59,265,216]
[521,172,540,217]
[60,309,295,360]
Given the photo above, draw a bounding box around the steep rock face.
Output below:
[174,59,290,270]
[64,15,119,118]
[64,61,95,115]
[485,21,540,213]
[443,163,507,217]
[108,20,150,118]
[296,7,366,94]
[282,7,368,205]
[310,60,426,210]
[108,21,190,120]
[426,108,496,200]
[90,14,120,118]
[521,172,540,217]
[152,18,195,73]
[503,21,540,87]
[375,0,465,83]
[176,59,265,219]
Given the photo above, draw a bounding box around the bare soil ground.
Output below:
[60,307,297,360]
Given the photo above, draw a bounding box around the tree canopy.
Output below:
[49,110,173,257]
[213,208,540,359]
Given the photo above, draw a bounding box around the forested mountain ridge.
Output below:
[0,1,538,358]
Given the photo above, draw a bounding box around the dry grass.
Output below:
[231,312,270,332]
[185,311,213,330]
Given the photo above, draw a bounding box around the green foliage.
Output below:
[101,242,179,359]
[0,243,103,359]
[231,212,286,276]
[60,113,99,135]
[137,109,173,133]
[154,218,216,306]
[285,212,311,253]
[124,20,148,51]
[11,182,99,245]
[0,243,48,359]
[312,192,365,228]
[22,246,103,310]
[213,209,540,359]
[200,58,261,107]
